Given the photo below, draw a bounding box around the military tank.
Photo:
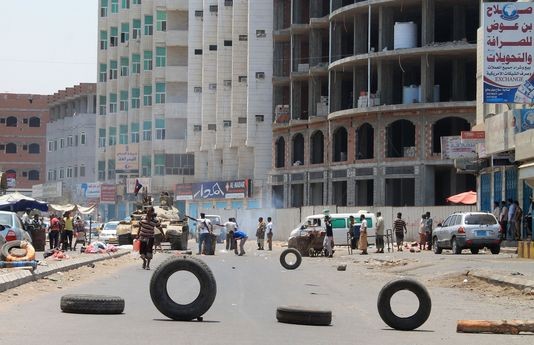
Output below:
[116,190,189,250]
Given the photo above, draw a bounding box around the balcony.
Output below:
[165,66,188,83]
[166,30,188,47]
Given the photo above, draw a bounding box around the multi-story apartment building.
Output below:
[183,0,273,214]
[46,84,97,204]
[270,0,478,208]
[0,93,48,192]
[97,0,193,218]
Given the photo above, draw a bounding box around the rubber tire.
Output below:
[150,256,217,321]
[470,248,479,255]
[60,294,125,314]
[432,237,442,254]
[276,306,332,326]
[452,237,462,254]
[1,240,25,259]
[377,278,432,331]
[280,248,302,270]
[490,245,500,254]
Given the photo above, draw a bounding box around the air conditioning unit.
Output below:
[223,120,232,128]
[223,80,232,87]
[256,72,265,80]
[193,125,202,131]
[208,124,217,131]
[255,115,264,122]
[195,10,203,17]
[209,83,217,90]
[194,87,202,93]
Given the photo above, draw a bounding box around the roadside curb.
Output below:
[471,270,534,292]
[0,250,130,293]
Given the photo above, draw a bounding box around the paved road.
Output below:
[1,243,532,345]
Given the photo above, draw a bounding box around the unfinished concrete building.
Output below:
[271,0,478,208]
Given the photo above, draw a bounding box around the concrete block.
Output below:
[518,241,525,258]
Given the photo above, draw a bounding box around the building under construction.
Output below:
[270,0,478,207]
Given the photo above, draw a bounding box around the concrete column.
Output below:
[420,54,435,103]
[309,78,319,116]
[378,61,394,105]
[331,22,342,63]
[421,0,435,45]
[453,5,466,41]
[330,71,342,112]
[310,29,321,66]
[303,179,309,205]
[292,81,302,119]
[452,59,466,101]
[378,6,394,51]
[354,13,368,54]
[283,179,290,208]
[347,176,356,207]
[418,165,435,205]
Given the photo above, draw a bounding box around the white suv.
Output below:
[433,212,502,255]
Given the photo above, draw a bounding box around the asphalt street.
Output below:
[0,243,532,345]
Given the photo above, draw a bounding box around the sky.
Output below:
[0,0,97,95]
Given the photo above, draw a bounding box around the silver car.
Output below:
[0,211,32,247]
[432,212,501,255]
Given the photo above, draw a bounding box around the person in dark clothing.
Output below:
[325,215,334,257]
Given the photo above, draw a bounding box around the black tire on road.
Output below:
[60,294,125,314]
[276,306,332,326]
[452,237,462,254]
[470,248,479,255]
[377,278,432,331]
[1,240,25,259]
[490,245,500,254]
[280,248,302,270]
[150,256,217,321]
[432,237,442,254]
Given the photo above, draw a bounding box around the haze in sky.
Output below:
[0,0,97,95]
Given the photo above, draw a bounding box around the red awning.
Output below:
[446,191,477,205]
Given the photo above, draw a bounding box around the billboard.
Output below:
[115,144,139,171]
[175,180,251,200]
[83,183,101,199]
[483,3,534,103]
[514,108,534,133]
[100,184,117,204]
[441,136,477,160]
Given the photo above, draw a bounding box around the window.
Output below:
[155,118,165,140]
[109,126,117,146]
[131,122,139,143]
[155,82,165,104]
[81,132,86,145]
[54,140,58,151]
[120,90,128,111]
[209,5,218,13]
[80,165,86,177]
[110,27,118,47]
[107,160,116,179]
[155,154,165,175]
[48,170,54,181]
[99,95,107,115]
[131,53,140,74]
[109,93,117,113]
[119,125,128,144]
[99,63,107,82]
[143,50,153,70]
[194,49,202,55]
[6,116,17,127]
[156,47,166,67]
[98,161,105,180]
[224,40,232,46]
[141,155,151,176]
[165,154,195,175]
[209,45,217,51]
[66,167,73,178]
[121,23,129,43]
[100,0,108,17]
[131,87,140,109]
[156,11,166,31]
[121,0,129,9]
[60,138,65,148]
[6,143,16,153]
[74,135,78,146]
[109,60,118,79]
[74,166,78,178]
[59,168,65,179]
[100,30,108,50]
[143,120,152,141]
[144,15,153,36]
[224,0,233,6]
[99,128,106,148]
[133,0,141,4]
[67,135,73,147]
[256,30,266,38]
[120,57,129,76]
[48,141,53,152]
[29,117,40,127]
[111,0,118,13]
[143,85,152,106]
[29,143,39,154]
[239,35,248,41]
[132,19,141,39]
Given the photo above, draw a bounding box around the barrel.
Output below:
[394,22,417,49]
[32,228,46,251]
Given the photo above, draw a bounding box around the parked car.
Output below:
[0,210,32,247]
[432,212,501,255]
[99,221,119,244]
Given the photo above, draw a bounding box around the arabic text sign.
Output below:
[484,3,534,103]
[115,145,139,171]
[85,183,101,199]
[461,131,485,145]
[441,136,477,160]
[100,184,117,204]
[176,180,251,200]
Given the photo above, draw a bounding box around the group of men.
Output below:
[493,199,524,240]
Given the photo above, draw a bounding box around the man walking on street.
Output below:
[507,198,516,240]
[266,217,273,251]
[394,212,407,251]
[500,201,508,240]
[325,215,334,257]
[222,217,237,251]
[197,213,212,255]
[375,212,385,253]
[513,200,523,241]
[256,217,266,250]
[425,211,433,250]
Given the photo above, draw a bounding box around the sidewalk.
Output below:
[0,249,130,293]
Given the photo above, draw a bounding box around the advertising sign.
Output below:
[126,178,151,193]
[460,131,485,142]
[483,3,534,103]
[32,184,43,199]
[514,108,534,133]
[441,136,477,160]
[100,184,117,204]
[115,145,139,171]
[84,183,101,199]
[42,181,62,198]
[175,180,251,200]
[6,172,16,188]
